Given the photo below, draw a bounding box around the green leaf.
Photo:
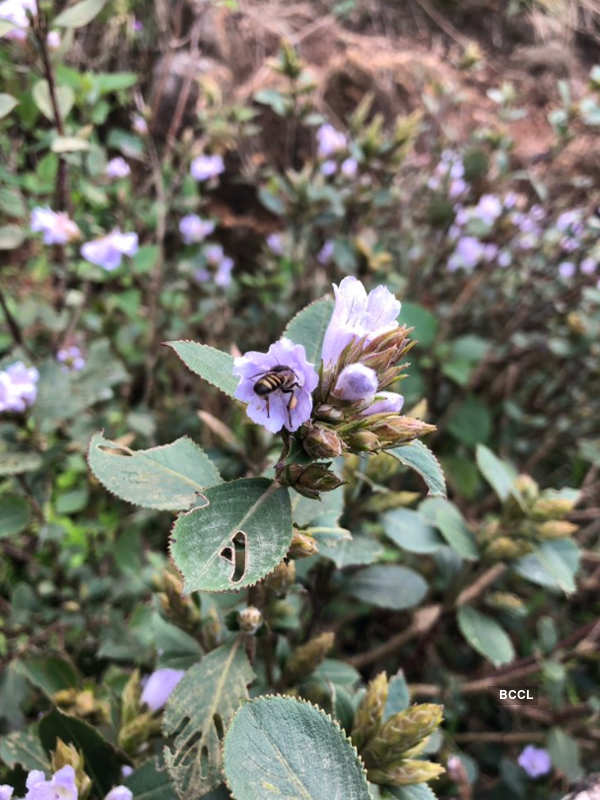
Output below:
[476,444,517,501]
[447,396,491,446]
[0,494,30,538]
[514,540,581,594]
[39,708,124,795]
[166,341,238,398]
[318,534,382,568]
[546,728,583,782]
[0,93,18,119]
[399,302,438,348]
[283,297,334,365]
[419,498,478,560]
[457,605,515,667]
[0,726,50,772]
[383,670,410,719]
[51,136,90,152]
[223,696,370,800]
[388,441,446,497]
[17,655,79,697]
[348,564,428,610]
[0,452,42,476]
[163,640,254,798]
[124,759,178,800]
[152,613,202,670]
[381,508,444,554]
[383,785,438,800]
[88,433,221,511]
[53,0,107,27]
[170,478,292,592]
[312,659,360,688]
[0,224,25,250]
[33,81,75,121]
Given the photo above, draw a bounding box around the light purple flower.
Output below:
[233,338,319,433]
[0,361,39,413]
[334,363,378,402]
[132,18,142,32]
[341,157,358,178]
[483,243,498,261]
[317,240,334,265]
[194,267,210,283]
[448,224,460,241]
[581,257,597,274]
[362,391,404,416]
[559,261,576,279]
[120,766,133,778]
[104,787,133,800]
[25,765,78,800]
[518,745,552,778]
[204,243,224,264]
[215,256,234,287]
[503,192,518,209]
[556,209,581,232]
[0,786,13,800]
[105,157,130,179]
[57,345,85,371]
[449,178,467,199]
[449,160,464,179]
[266,233,284,254]
[498,250,511,268]
[448,236,484,271]
[0,0,35,36]
[530,204,545,221]
[46,30,60,48]
[316,124,347,158]
[132,114,148,135]
[179,214,215,244]
[320,160,337,176]
[190,154,224,182]
[141,668,185,712]
[560,236,580,253]
[321,276,401,368]
[81,230,138,271]
[31,207,80,245]
[476,194,502,225]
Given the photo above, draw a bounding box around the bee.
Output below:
[253,365,300,425]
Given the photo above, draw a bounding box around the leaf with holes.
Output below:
[388,441,446,497]
[88,433,222,511]
[223,696,370,800]
[283,297,334,365]
[166,341,238,398]
[457,605,515,667]
[162,639,254,798]
[171,478,292,592]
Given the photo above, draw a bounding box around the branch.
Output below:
[455,564,507,608]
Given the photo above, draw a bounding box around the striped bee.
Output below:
[253,365,300,425]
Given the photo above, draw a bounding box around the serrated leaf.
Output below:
[381,508,444,554]
[166,341,238,398]
[88,433,221,511]
[388,441,446,497]
[33,81,74,121]
[318,534,382,568]
[283,297,334,364]
[457,605,515,667]
[0,93,18,119]
[163,640,254,798]
[152,613,202,670]
[0,452,42,476]
[223,696,370,800]
[476,444,517,501]
[53,0,107,27]
[0,726,50,771]
[0,494,30,538]
[170,478,292,592]
[348,564,428,610]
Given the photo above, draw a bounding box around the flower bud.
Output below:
[361,391,405,417]
[513,474,539,502]
[351,672,388,751]
[282,463,344,498]
[344,430,382,452]
[370,415,436,445]
[202,608,222,650]
[121,669,142,726]
[51,739,92,799]
[368,759,445,786]
[485,536,532,560]
[535,520,578,540]
[302,425,343,459]
[314,404,344,423]
[289,530,319,559]
[284,632,335,684]
[118,712,161,753]
[364,704,443,766]
[265,560,296,595]
[531,497,577,519]
[485,591,526,614]
[333,363,378,402]
[238,606,263,634]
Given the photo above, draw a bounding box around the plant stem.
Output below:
[0,286,33,358]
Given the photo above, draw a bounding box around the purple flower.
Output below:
[448,236,484,271]
[25,765,78,800]
[57,345,85,371]
[31,207,80,245]
[204,243,224,264]
[449,178,467,199]
[121,766,133,778]
[341,157,358,178]
[0,0,35,36]
[320,159,337,176]
[317,240,334,265]
[141,668,185,712]
[233,338,319,433]
[0,361,39,413]
[362,391,404,416]
[449,160,464,179]
[132,17,142,31]
[132,114,148,135]
[104,787,133,800]
[334,363,378,402]
[46,30,60,48]
[530,204,545,221]
[581,257,597,274]
[503,192,518,209]
[476,194,502,225]
[179,214,215,244]
[321,276,401,368]
[190,154,224,182]
[215,256,234,287]
[498,250,511,268]
[81,230,138,271]
[316,124,347,158]
[518,745,552,778]
[194,267,210,283]
[483,243,498,261]
[559,261,576,279]
[0,786,13,800]
[105,157,130,179]
[556,209,581,232]
[266,233,284,254]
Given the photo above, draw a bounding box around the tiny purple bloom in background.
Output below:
[475,194,502,225]
[266,232,284,255]
[215,256,234,287]
[57,345,85,372]
[104,786,133,800]
[449,178,467,199]
[31,207,80,245]
[448,236,484,272]
[316,123,347,158]
[46,29,60,48]
[556,209,581,233]
[320,159,337,176]
[0,785,13,800]
[121,766,133,778]
[204,243,224,264]
[484,243,498,262]
[581,257,597,275]
[498,250,512,268]
[559,261,576,279]
[132,114,148,135]
[518,745,552,778]
[362,391,404,416]
[105,157,130,179]
[194,267,211,283]
[561,236,580,253]
[141,668,185,712]
[132,17,142,31]
[25,765,78,800]
[341,157,358,178]
[0,361,39,413]
[503,191,518,209]
[321,276,401,368]
[190,153,224,182]
[179,214,215,244]
[334,363,378,402]
[317,240,334,265]
[530,203,545,221]
[0,0,35,38]
[81,230,138,271]
[233,338,319,433]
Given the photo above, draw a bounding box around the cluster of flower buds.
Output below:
[155,569,200,632]
[283,632,334,686]
[350,672,444,787]
[478,474,579,562]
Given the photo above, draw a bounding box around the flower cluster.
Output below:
[57,345,86,372]
[31,207,80,245]
[0,766,132,800]
[315,123,358,179]
[195,243,234,287]
[190,154,224,182]
[81,230,138,271]
[0,361,38,413]
[179,214,215,244]
[428,149,468,200]
[105,157,131,179]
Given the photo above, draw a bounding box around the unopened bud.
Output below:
[118,712,161,753]
[364,703,443,766]
[284,631,335,684]
[345,430,382,452]
[351,672,388,751]
[513,474,539,502]
[363,491,421,512]
[303,425,343,459]
[51,739,91,799]
[370,415,436,445]
[265,560,296,595]
[485,536,531,560]
[282,463,344,498]
[368,759,445,786]
[121,669,142,726]
[531,497,577,519]
[486,591,526,614]
[238,606,263,634]
[535,520,578,540]
[314,404,344,423]
[202,608,223,650]
[289,530,318,558]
